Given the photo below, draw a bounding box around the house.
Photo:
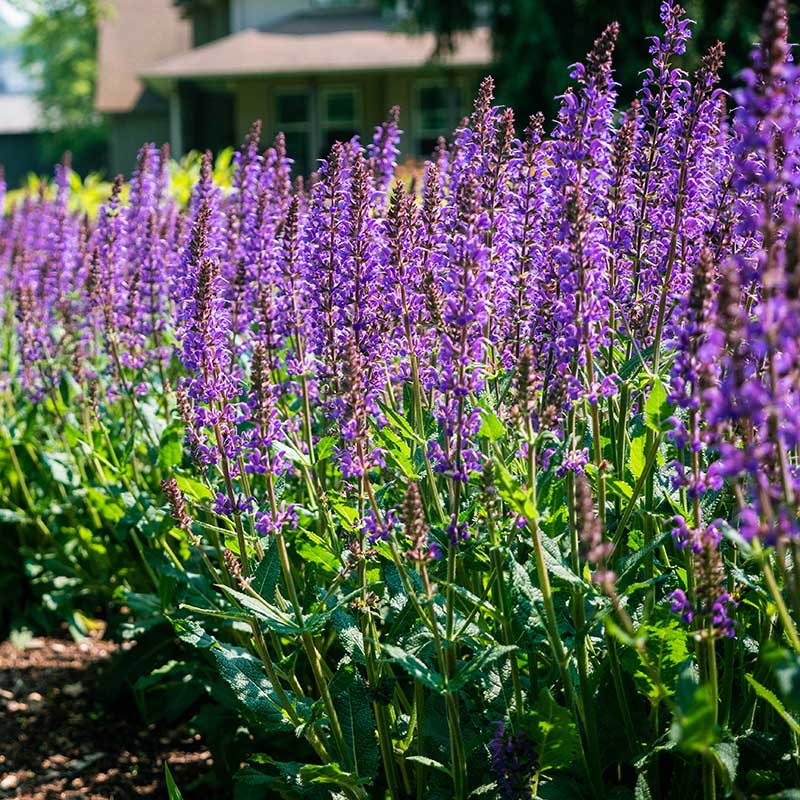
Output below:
[95,0,192,175]
[96,0,492,175]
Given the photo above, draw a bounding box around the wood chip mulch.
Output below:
[0,632,215,799]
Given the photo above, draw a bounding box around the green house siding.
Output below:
[108,111,172,176]
[0,133,51,188]
[110,67,485,178]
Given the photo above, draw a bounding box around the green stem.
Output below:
[753,540,800,653]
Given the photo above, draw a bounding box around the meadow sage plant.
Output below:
[2,2,800,799]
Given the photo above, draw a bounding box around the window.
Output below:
[412,78,469,158]
[272,85,361,174]
[274,89,311,173]
[320,87,360,156]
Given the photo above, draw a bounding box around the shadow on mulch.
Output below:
[0,632,217,800]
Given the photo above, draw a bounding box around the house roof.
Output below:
[96,0,191,113]
[0,94,43,134]
[141,12,491,82]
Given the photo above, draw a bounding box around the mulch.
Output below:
[0,631,214,799]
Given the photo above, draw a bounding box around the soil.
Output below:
[0,631,214,799]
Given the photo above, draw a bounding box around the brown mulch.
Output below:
[0,631,215,799]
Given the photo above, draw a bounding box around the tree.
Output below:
[395,0,798,117]
[10,0,106,162]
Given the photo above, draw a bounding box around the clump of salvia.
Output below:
[2,2,800,799]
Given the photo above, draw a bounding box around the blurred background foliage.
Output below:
[392,0,800,118]
[3,0,800,187]
[8,0,107,165]
[3,147,236,216]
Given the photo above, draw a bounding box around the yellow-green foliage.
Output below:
[4,148,236,217]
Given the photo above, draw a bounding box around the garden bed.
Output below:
[0,631,214,799]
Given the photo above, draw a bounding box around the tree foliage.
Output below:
[9,0,106,159]
[396,0,798,116]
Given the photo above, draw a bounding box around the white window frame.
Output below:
[272,85,314,170]
[412,76,460,156]
[411,74,476,158]
[271,84,362,171]
[273,88,311,129]
[319,84,362,140]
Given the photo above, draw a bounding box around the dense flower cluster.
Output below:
[3,0,798,611]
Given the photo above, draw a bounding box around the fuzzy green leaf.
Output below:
[251,539,281,603]
[670,662,717,753]
[158,421,184,470]
[745,674,800,735]
[712,741,739,787]
[298,763,369,796]
[478,407,506,441]
[330,664,380,780]
[381,644,444,693]
[528,688,580,772]
[644,378,669,432]
[449,645,517,693]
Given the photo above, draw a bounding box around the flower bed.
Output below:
[2,1,800,798]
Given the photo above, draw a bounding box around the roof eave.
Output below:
[142,60,490,90]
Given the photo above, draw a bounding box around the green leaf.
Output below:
[378,400,422,443]
[330,664,380,780]
[211,645,295,731]
[314,435,336,463]
[617,345,655,382]
[506,557,546,645]
[606,478,634,501]
[629,431,647,480]
[164,763,185,800]
[405,755,451,776]
[158,421,185,470]
[616,530,670,586]
[745,674,800,735]
[540,534,586,587]
[298,763,369,796]
[274,440,312,468]
[172,617,216,649]
[0,508,28,523]
[216,584,302,635]
[374,425,418,478]
[40,451,79,487]
[235,761,328,799]
[176,474,213,502]
[670,662,717,753]
[295,531,341,573]
[528,688,580,772]
[329,494,360,530]
[251,538,281,603]
[763,645,800,714]
[620,610,688,704]
[494,459,537,522]
[449,645,517,693]
[331,607,365,664]
[172,618,294,732]
[381,644,444,693]
[478,407,506,441]
[644,378,669,432]
[712,740,738,787]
